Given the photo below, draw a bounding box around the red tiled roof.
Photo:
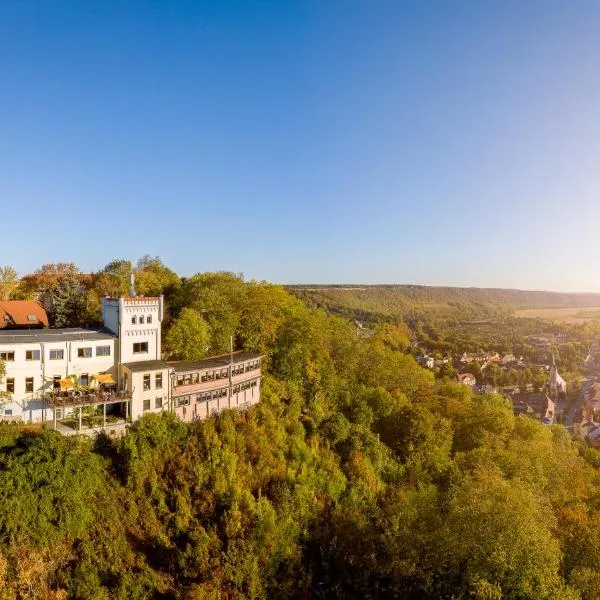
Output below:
[0,300,49,328]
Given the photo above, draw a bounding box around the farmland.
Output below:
[514,306,600,323]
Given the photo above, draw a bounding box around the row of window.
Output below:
[0,346,111,362]
[3,378,33,393]
[131,315,152,325]
[173,379,258,408]
[232,379,258,395]
[3,372,98,394]
[174,361,261,387]
[142,397,163,411]
[142,373,163,391]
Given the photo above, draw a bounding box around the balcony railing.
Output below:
[43,389,132,408]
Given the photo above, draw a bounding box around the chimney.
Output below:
[130,271,136,298]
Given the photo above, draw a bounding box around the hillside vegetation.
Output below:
[2,265,600,597]
[288,284,600,323]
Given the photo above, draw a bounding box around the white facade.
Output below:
[0,329,117,421]
[102,296,164,364]
[0,294,262,432]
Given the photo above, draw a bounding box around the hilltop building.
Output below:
[0,294,261,434]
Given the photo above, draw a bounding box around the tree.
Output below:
[92,259,132,298]
[165,308,211,360]
[177,272,248,354]
[0,361,9,407]
[0,266,18,300]
[40,270,87,328]
[134,255,180,297]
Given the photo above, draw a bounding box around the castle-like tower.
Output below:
[101,295,164,363]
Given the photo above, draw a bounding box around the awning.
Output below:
[93,373,115,384]
[59,379,74,390]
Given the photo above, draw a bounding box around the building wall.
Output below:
[0,338,117,421]
[172,375,261,423]
[124,366,171,421]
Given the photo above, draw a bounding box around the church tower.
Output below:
[548,352,567,400]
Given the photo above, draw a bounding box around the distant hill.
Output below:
[287,285,600,322]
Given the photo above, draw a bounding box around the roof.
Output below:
[457,373,476,381]
[171,351,262,373]
[122,351,262,374]
[0,327,116,345]
[0,300,48,328]
[122,360,170,373]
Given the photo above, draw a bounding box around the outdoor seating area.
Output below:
[44,389,132,408]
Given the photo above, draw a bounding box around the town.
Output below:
[414,333,600,444]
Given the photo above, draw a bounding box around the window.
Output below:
[49,349,64,360]
[0,352,14,361]
[143,399,151,411]
[25,350,40,361]
[77,347,92,358]
[4,409,12,416]
[6,378,14,393]
[131,315,137,324]
[96,345,111,357]
[147,315,152,324]
[53,376,61,390]
[80,373,89,386]
[133,342,148,354]
[139,315,145,324]
[155,373,162,389]
[174,395,190,407]
[25,377,34,393]
[143,374,151,391]
[27,314,37,322]
[155,397,163,409]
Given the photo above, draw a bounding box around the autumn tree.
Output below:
[0,266,18,300]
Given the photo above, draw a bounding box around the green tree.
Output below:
[165,308,211,360]
[177,272,248,354]
[134,255,180,297]
[39,268,87,328]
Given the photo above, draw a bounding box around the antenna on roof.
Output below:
[130,271,136,298]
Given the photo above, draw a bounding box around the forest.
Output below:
[2,262,600,598]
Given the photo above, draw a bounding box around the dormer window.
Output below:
[131,315,137,324]
[27,315,37,322]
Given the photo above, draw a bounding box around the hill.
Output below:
[287,284,600,322]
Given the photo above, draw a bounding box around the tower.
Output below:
[548,351,566,400]
[102,295,164,364]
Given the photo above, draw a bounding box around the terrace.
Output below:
[43,387,132,434]
[43,389,132,409]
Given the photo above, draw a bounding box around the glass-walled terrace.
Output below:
[174,358,261,387]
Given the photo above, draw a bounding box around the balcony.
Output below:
[43,389,132,409]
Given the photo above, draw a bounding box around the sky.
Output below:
[2,1,600,291]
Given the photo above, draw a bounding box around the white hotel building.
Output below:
[0,296,261,434]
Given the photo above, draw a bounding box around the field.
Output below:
[514,306,600,323]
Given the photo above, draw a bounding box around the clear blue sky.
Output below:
[2,1,600,291]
